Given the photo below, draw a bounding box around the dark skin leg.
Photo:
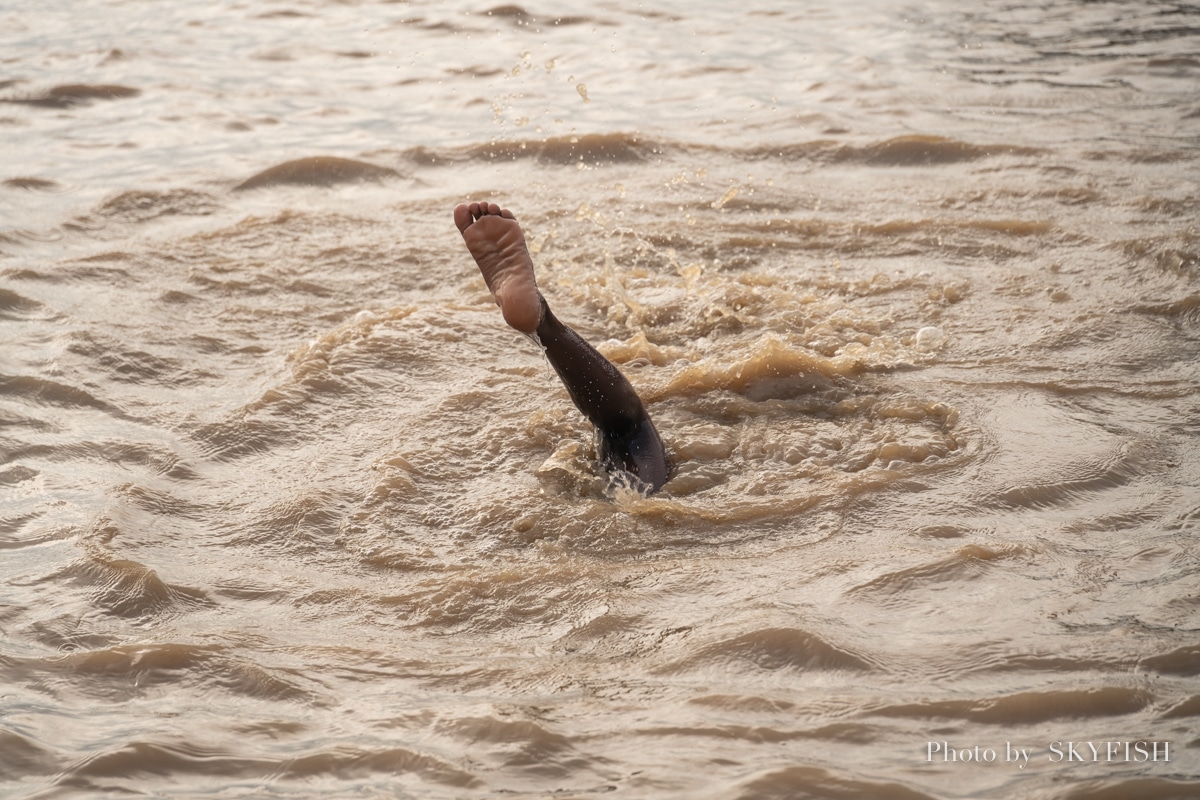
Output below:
[534,297,670,492]
[453,201,670,493]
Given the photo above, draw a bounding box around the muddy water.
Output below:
[2,1,1199,798]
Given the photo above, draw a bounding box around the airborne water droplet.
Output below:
[711,186,739,209]
[576,83,589,103]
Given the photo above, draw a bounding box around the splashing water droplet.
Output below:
[915,326,946,351]
[712,186,739,209]
[576,83,589,103]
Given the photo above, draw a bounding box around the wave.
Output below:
[648,334,856,403]
[52,554,212,620]
[660,627,874,673]
[53,738,480,789]
[57,328,195,386]
[272,744,479,786]
[420,132,1037,171]
[0,286,46,320]
[731,764,938,800]
[848,544,1026,604]
[0,510,47,543]
[745,134,1040,166]
[1133,294,1200,327]
[470,4,594,28]
[233,156,401,191]
[872,686,1152,725]
[838,135,1040,166]
[4,641,311,704]
[435,716,581,774]
[1162,694,1200,719]
[95,188,222,223]
[1052,777,1200,800]
[441,131,669,166]
[1139,643,1200,676]
[0,728,56,781]
[2,176,62,191]
[0,372,127,415]
[990,447,1144,510]
[190,415,300,461]
[1,82,140,109]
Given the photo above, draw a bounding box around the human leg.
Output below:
[534,300,670,491]
[454,202,670,492]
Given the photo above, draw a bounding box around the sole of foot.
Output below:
[454,202,543,334]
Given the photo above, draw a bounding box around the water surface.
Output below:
[2,1,1199,798]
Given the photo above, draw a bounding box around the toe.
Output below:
[453,203,473,233]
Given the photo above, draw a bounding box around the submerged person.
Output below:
[454,201,671,493]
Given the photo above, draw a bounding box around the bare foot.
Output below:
[454,201,544,334]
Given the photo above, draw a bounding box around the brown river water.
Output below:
[2,1,1199,798]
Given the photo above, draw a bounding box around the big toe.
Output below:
[453,203,473,234]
